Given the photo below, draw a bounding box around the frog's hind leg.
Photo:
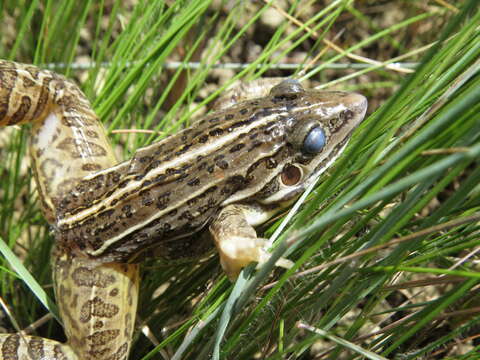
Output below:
[0,334,79,360]
[0,60,117,221]
[0,60,140,360]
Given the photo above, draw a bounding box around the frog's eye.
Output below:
[302,126,326,154]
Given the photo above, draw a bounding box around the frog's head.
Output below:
[233,79,367,206]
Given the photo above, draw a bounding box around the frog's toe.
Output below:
[217,236,292,281]
[216,236,267,280]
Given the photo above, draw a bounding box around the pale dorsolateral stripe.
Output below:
[58,110,286,227]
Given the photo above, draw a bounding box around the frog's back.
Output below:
[57,82,367,263]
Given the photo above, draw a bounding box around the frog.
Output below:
[0,60,367,359]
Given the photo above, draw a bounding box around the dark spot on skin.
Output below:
[227,175,246,187]
[198,162,208,171]
[261,107,272,116]
[98,209,115,218]
[180,211,194,221]
[187,178,200,186]
[140,190,154,206]
[240,108,248,115]
[122,204,133,217]
[61,116,83,128]
[230,143,245,153]
[209,117,220,123]
[71,267,116,288]
[146,160,161,172]
[139,156,152,163]
[118,180,130,188]
[162,155,173,162]
[82,163,102,171]
[79,297,119,323]
[118,192,130,201]
[221,186,232,195]
[248,140,263,152]
[205,185,217,194]
[216,160,229,170]
[266,158,277,169]
[154,145,164,155]
[209,128,224,136]
[341,109,354,120]
[86,130,99,138]
[225,114,234,120]
[154,174,167,183]
[110,172,121,183]
[94,321,104,329]
[134,174,145,181]
[207,165,215,173]
[175,144,192,156]
[156,192,171,210]
[167,209,177,216]
[84,218,96,226]
[214,154,225,161]
[181,135,188,141]
[271,94,298,104]
[199,134,209,143]
[230,118,253,130]
[197,205,210,214]
[256,178,280,198]
[247,160,261,174]
[176,173,189,182]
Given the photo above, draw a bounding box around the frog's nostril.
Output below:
[352,94,368,112]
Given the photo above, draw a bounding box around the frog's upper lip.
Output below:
[345,93,368,122]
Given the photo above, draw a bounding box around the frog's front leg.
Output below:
[210,204,293,280]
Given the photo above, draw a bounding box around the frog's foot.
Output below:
[210,204,293,281]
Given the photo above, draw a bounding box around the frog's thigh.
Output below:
[213,78,286,111]
[210,203,291,280]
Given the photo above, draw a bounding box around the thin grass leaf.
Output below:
[0,237,59,323]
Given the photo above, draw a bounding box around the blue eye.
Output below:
[303,127,326,154]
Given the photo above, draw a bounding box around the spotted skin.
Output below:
[55,86,367,266]
[0,60,117,221]
[53,254,138,360]
[0,334,77,360]
[0,60,138,360]
[0,61,367,357]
